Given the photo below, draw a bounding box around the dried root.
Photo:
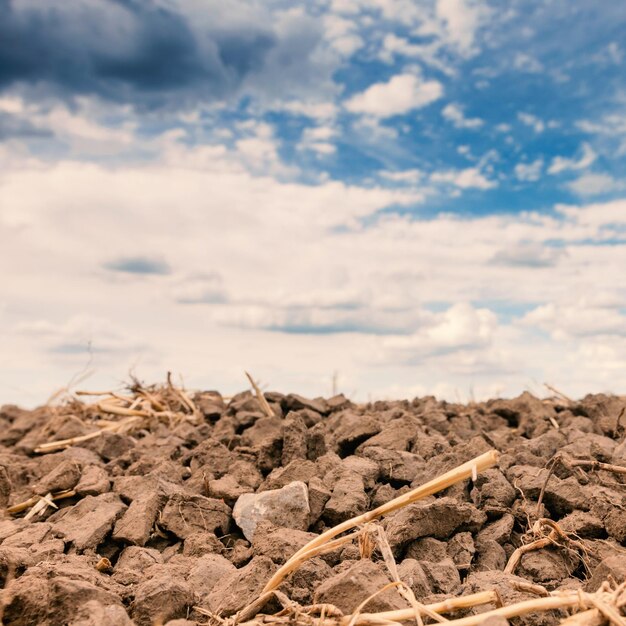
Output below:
[32,375,201,455]
[505,518,590,576]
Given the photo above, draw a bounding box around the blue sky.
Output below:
[2,0,626,405]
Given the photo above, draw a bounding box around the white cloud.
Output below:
[431,167,496,189]
[345,73,443,118]
[514,158,543,182]
[491,242,564,267]
[14,314,144,355]
[442,103,483,129]
[517,112,545,133]
[435,0,488,56]
[548,143,597,174]
[566,173,625,196]
[323,14,365,56]
[513,53,543,73]
[380,169,424,184]
[523,300,626,340]
[298,125,338,155]
[5,138,626,406]
[382,303,497,357]
[275,100,338,121]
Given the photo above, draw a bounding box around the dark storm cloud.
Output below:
[0,0,275,106]
[103,256,171,275]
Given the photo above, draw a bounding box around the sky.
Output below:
[2,0,626,406]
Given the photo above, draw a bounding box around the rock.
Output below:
[314,560,406,614]
[3,522,52,548]
[208,474,253,503]
[112,546,162,586]
[3,570,124,626]
[559,510,604,538]
[261,460,318,490]
[241,416,284,472]
[0,519,21,542]
[51,493,126,552]
[0,464,12,507]
[476,514,515,545]
[307,476,331,526]
[331,412,381,454]
[75,466,111,496]
[132,577,194,626]
[361,447,424,484]
[371,482,400,508]
[0,546,33,586]
[327,394,351,412]
[471,469,516,513]
[464,570,559,626]
[205,556,276,616]
[406,537,447,562]
[421,557,462,594]
[586,556,626,591]
[448,532,475,569]
[160,493,231,539]
[474,539,507,571]
[227,539,253,567]
[33,460,81,495]
[183,532,224,557]
[205,459,262,502]
[517,548,576,583]
[283,557,333,604]
[187,439,235,476]
[69,600,133,626]
[385,497,486,549]
[323,472,367,524]
[281,414,308,465]
[252,522,316,564]
[397,558,431,597]
[340,456,380,489]
[577,394,626,436]
[307,422,327,460]
[283,394,328,415]
[508,465,588,515]
[489,392,557,437]
[194,392,226,420]
[603,507,626,543]
[86,432,135,461]
[113,492,165,546]
[233,481,310,541]
[358,416,420,451]
[187,553,236,601]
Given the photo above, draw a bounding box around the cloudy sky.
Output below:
[2,0,626,406]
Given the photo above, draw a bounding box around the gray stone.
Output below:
[233,481,310,541]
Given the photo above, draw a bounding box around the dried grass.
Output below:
[219,448,625,626]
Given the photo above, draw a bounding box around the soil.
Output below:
[1,386,626,625]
